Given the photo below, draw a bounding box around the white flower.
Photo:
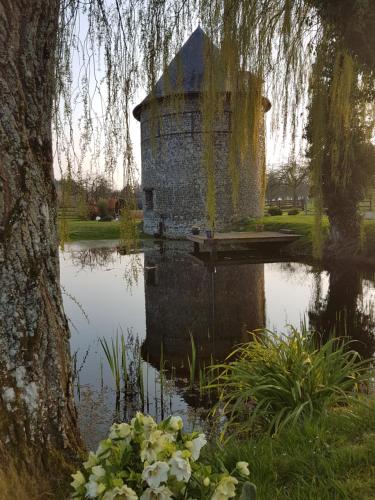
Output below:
[236,461,250,476]
[185,433,207,461]
[142,461,169,489]
[132,412,157,437]
[211,476,238,500]
[167,416,183,432]
[103,485,138,500]
[169,451,191,483]
[140,486,173,500]
[140,430,174,463]
[71,471,85,490]
[83,451,99,470]
[96,438,113,458]
[85,479,106,498]
[109,422,132,441]
[91,465,106,479]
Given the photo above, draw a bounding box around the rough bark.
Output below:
[324,188,363,259]
[0,0,81,467]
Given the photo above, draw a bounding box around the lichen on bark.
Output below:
[0,0,81,469]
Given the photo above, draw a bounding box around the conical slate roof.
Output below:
[133,27,221,120]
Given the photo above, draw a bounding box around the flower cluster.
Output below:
[71,413,251,499]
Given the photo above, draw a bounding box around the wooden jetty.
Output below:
[187,231,300,258]
[188,251,296,268]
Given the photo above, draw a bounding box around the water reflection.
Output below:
[142,245,265,372]
[59,241,375,447]
[309,265,375,358]
[69,246,117,270]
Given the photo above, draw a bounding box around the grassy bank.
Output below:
[233,214,375,259]
[59,217,151,242]
[59,214,375,261]
[61,218,122,241]
[211,397,375,499]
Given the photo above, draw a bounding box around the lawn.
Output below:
[59,217,151,241]
[209,397,375,499]
[61,218,122,241]
[232,213,375,258]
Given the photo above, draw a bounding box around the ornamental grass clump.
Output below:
[211,327,372,436]
[71,412,255,499]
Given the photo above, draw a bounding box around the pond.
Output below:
[60,240,375,449]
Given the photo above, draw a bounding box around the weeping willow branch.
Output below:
[55,0,374,254]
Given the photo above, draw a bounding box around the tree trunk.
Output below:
[0,0,81,468]
[325,190,362,259]
[292,184,298,207]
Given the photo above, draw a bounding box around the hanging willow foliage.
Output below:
[56,0,374,254]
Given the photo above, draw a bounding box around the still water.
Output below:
[60,240,375,449]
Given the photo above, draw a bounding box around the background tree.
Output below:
[275,160,309,205]
[307,35,375,258]
[265,169,284,202]
[82,174,113,204]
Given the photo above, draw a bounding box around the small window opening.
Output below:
[146,265,157,286]
[144,189,154,210]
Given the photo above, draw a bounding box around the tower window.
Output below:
[146,265,157,286]
[144,189,154,210]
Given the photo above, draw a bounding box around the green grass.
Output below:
[62,218,122,241]
[208,397,375,499]
[59,217,151,241]
[232,213,375,258]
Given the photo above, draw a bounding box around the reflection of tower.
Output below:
[142,245,265,372]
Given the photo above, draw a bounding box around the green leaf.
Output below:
[240,481,257,500]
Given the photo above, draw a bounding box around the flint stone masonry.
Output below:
[134,28,269,238]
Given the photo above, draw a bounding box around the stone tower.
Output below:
[133,27,271,237]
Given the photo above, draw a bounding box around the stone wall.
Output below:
[139,95,265,237]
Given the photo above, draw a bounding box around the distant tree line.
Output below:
[266,161,310,206]
[55,174,143,217]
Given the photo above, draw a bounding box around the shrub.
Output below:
[287,208,300,215]
[97,198,109,218]
[71,412,255,499]
[210,327,372,435]
[267,206,282,216]
[99,215,114,222]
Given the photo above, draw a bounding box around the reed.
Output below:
[137,351,145,410]
[159,342,165,419]
[121,333,128,394]
[99,334,121,406]
[187,332,197,389]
